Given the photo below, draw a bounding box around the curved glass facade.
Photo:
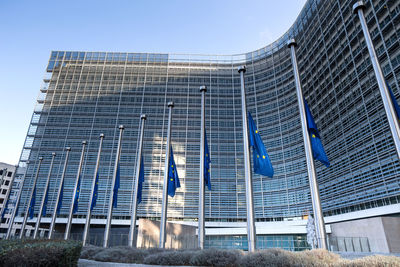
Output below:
[10,0,400,226]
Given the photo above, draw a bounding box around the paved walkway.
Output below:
[336,251,400,259]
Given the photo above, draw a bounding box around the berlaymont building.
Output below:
[1,0,399,253]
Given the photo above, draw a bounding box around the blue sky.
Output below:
[0,0,306,165]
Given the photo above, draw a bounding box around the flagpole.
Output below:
[159,101,174,248]
[288,39,327,250]
[65,141,87,240]
[49,147,71,239]
[33,152,56,239]
[6,165,28,239]
[128,114,147,247]
[1,166,17,227]
[238,66,257,252]
[83,134,104,246]
[198,86,207,249]
[104,125,124,248]
[353,1,400,160]
[19,157,43,239]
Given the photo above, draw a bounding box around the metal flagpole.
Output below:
[6,165,28,239]
[65,141,87,240]
[0,168,7,187]
[82,134,104,246]
[159,102,174,248]
[33,153,56,239]
[128,114,147,247]
[104,125,124,248]
[19,157,44,239]
[198,86,207,249]
[288,39,327,249]
[0,166,17,219]
[353,1,400,160]
[238,66,257,252]
[49,147,71,239]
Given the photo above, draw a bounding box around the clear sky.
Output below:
[0,0,306,165]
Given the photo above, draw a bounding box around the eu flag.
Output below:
[387,82,400,120]
[90,172,99,211]
[137,155,144,204]
[56,183,63,215]
[28,186,36,219]
[204,131,211,190]
[167,147,180,197]
[113,164,120,208]
[42,188,49,216]
[248,112,274,177]
[1,199,9,219]
[72,175,81,214]
[304,100,330,167]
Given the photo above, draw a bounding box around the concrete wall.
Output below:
[329,216,400,253]
[382,216,400,253]
[137,219,197,249]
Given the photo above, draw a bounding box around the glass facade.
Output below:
[205,235,310,251]
[5,0,400,237]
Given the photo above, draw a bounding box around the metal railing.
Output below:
[327,236,370,252]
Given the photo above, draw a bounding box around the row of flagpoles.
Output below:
[2,68,327,250]
[3,2,400,251]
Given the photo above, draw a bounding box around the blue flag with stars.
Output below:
[204,131,211,190]
[57,183,63,215]
[1,198,10,219]
[72,175,81,214]
[42,188,49,216]
[167,147,180,197]
[28,186,36,219]
[113,164,120,208]
[137,155,144,204]
[304,100,330,167]
[248,112,274,177]
[387,82,400,120]
[90,172,99,211]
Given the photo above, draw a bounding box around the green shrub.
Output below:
[189,249,242,267]
[0,239,82,267]
[80,245,105,259]
[239,248,306,267]
[78,246,400,267]
[143,250,194,266]
[91,246,150,263]
[301,248,341,265]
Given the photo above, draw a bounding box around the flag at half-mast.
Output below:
[72,175,81,214]
[57,182,64,215]
[248,112,274,177]
[387,82,400,121]
[137,154,144,204]
[42,188,49,216]
[113,164,120,208]
[90,172,100,210]
[28,186,36,219]
[1,199,9,219]
[204,131,211,190]
[304,99,330,167]
[167,147,180,197]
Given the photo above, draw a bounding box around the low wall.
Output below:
[136,219,197,249]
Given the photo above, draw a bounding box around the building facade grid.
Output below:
[4,0,400,232]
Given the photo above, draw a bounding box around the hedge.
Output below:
[81,246,400,266]
[0,239,82,267]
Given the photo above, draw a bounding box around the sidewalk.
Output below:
[336,251,400,260]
